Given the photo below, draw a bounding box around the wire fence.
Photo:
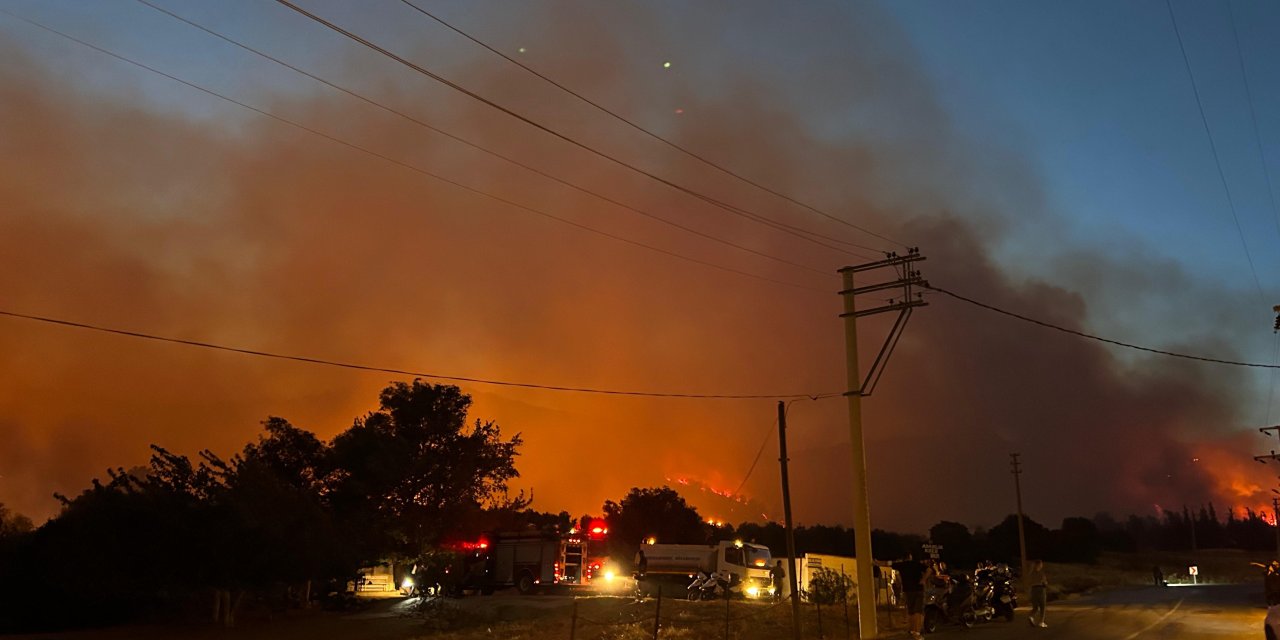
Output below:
[402,577,910,639]
[563,585,905,640]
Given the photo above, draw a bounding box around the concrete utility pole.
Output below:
[1252,426,1280,553]
[1010,453,1028,579]
[777,401,802,640]
[1272,496,1280,553]
[838,249,927,639]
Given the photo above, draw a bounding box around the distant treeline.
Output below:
[3,382,1275,633]
[708,504,1280,570]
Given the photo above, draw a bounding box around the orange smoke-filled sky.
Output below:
[3,0,1280,534]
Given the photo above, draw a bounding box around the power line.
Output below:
[0,308,839,400]
[732,414,779,498]
[269,0,887,258]
[395,0,905,249]
[133,0,831,277]
[728,395,840,498]
[1226,0,1280,254]
[925,283,1280,369]
[1166,0,1266,301]
[1,8,825,294]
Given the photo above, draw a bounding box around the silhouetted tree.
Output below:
[797,524,855,556]
[929,521,978,568]
[1049,517,1100,563]
[602,486,706,564]
[0,503,32,538]
[325,380,524,560]
[735,521,786,556]
[987,514,1048,562]
[872,529,926,560]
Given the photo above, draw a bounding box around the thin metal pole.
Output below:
[653,585,662,640]
[724,590,731,640]
[570,598,578,640]
[840,269,878,638]
[816,596,825,639]
[1273,497,1280,552]
[778,400,803,640]
[841,567,851,639]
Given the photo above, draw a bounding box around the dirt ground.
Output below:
[12,590,907,640]
[15,550,1271,640]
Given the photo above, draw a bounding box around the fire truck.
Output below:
[461,523,613,594]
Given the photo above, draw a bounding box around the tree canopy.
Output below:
[603,486,707,562]
[0,380,522,633]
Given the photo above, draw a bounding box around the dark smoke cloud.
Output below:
[0,2,1270,535]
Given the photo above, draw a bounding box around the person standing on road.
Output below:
[770,560,786,601]
[1250,560,1280,605]
[1027,559,1049,628]
[882,554,927,639]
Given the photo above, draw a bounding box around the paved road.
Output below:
[925,584,1265,639]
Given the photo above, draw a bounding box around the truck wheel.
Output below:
[516,572,536,595]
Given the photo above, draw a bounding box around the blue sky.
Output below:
[888,0,1280,295]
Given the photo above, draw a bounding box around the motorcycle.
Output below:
[978,565,1018,622]
[687,572,729,601]
[922,573,978,633]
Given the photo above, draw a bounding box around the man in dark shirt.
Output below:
[887,554,927,639]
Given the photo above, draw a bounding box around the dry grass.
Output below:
[409,595,865,640]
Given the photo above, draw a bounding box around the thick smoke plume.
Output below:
[0,2,1271,533]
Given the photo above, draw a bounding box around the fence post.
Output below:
[724,591,731,640]
[569,598,578,640]
[652,584,662,640]
[816,596,825,640]
[840,568,851,639]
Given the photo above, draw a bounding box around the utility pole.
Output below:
[838,249,927,640]
[777,400,802,640]
[1010,453,1028,579]
[1272,496,1280,553]
[1253,426,1280,555]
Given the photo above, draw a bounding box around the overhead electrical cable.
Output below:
[926,284,1280,369]
[0,308,839,399]
[396,0,905,249]
[134,0,830,276]
[0,8,824,294]
[1166,0,1267,301]
[269,0,887,258]
[1225,0,1280,428]
[1226,0,1280,254]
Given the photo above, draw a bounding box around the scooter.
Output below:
[687,572,729,601]
[922,574,977,633]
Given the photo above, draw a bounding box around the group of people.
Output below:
[881,554,1050,639]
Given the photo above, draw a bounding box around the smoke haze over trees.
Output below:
[0,0,1276,538]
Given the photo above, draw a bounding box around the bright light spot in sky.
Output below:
[518,47,526,53]
[662,61,671,68]
[674,108,684,114]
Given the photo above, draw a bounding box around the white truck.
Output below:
[635,539,777,599]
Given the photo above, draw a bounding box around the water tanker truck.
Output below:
[635,539,776,599]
